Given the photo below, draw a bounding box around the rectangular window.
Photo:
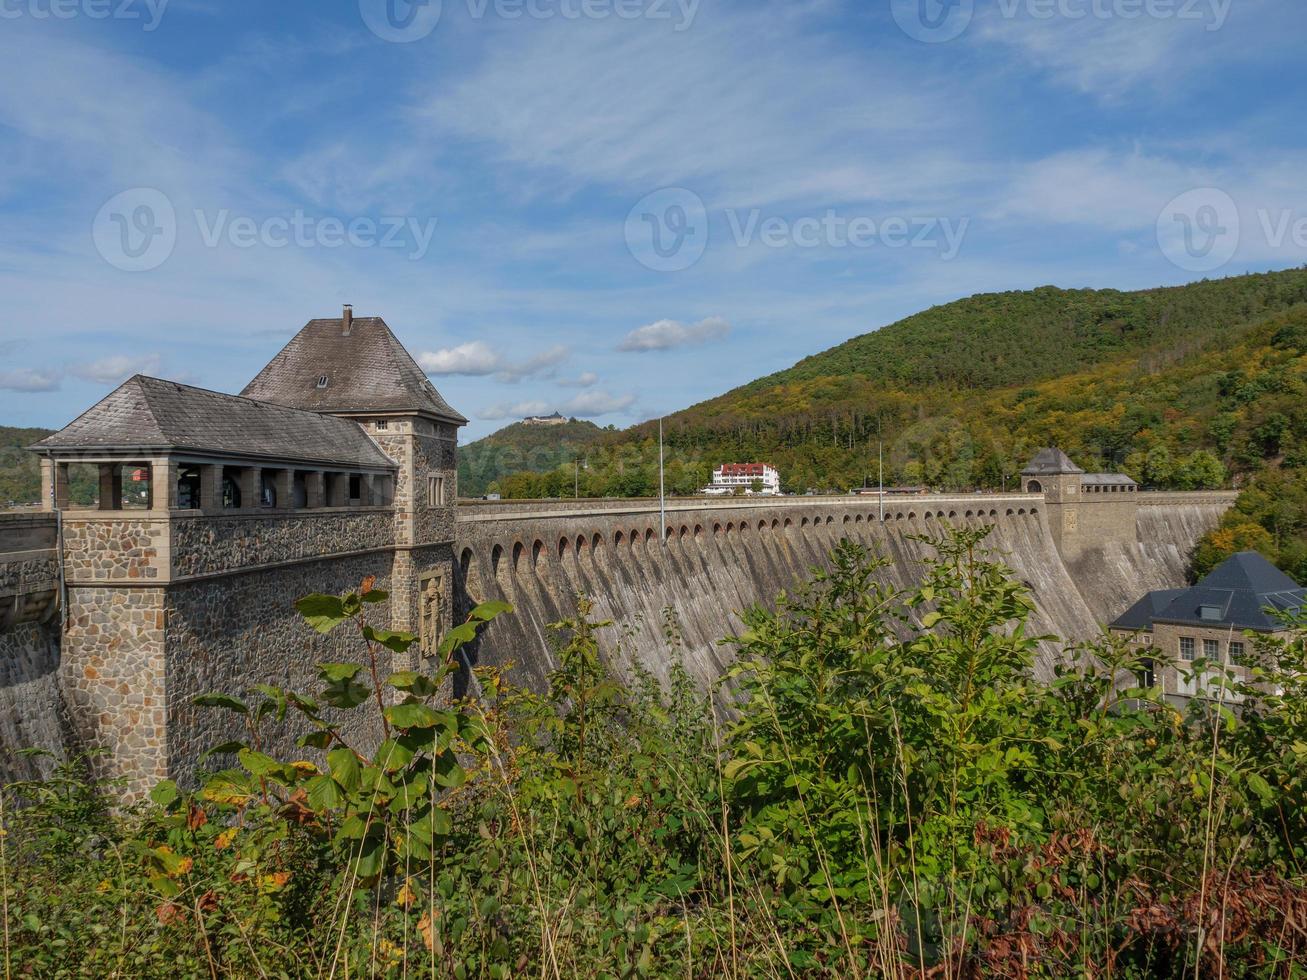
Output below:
[428,475,444,507]
[1203,638,1219,659]
[349,475,362,501]
[375,420,388,431]
[1229,640,1246,663]
[1179,636,1196,661]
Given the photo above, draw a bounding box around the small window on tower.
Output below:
[316,375,329,389]
[429,475,444,507]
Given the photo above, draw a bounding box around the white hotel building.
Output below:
[704,463,781,496]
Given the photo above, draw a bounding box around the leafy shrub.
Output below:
[0,531,1304,977]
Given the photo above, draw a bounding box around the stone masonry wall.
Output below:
[61,585,167,800]
[62,517,168,583]
[164,552,399,786]
[170,510,395,579]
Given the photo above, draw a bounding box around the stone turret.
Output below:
[26,311,465,799]
[1022,448,1137,560]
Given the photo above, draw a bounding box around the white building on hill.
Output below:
[705,463,781,495]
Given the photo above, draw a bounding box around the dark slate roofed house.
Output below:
[31,375,395,470]
[1110,551,1305,634]
[241,308,467,426]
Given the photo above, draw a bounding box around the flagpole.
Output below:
[878,418,884,523]
[658,417,667,549]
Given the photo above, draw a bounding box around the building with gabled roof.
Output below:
[24,308,463,799]
[1020,447,1137,558]
[1109,551,1305,702]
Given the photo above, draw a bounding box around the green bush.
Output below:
[1,531,1303,977]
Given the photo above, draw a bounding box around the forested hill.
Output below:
[0,427,52,507]
[661,268,1307,432]
[492,269,1307,511]
[457,418,610,497]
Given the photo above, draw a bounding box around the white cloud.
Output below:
[419,341,502,376]
[560,390,636,418]
[0,368,62,393]
[421,9,965,210]
[69,354,163,385]
[494,345,569,383]
[420,342,568,382]
[557,371,599,388]
[476,400,553,422]
[618,317,730,352]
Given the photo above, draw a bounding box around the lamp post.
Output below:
[658,418,667,549]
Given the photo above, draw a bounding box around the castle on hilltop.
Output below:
[24,308,464,798]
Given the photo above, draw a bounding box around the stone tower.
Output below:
[241,307,467,657]
[1022,447,1138,560]
[29,309,465,798]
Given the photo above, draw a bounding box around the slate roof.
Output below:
[1110,552,1305,633]
[241,316,466,425]
[30,376,395,469]
[1111,589,1186,631]
[1022,447,1084,475]
[1082,473,1137,486]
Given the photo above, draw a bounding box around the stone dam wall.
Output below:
[0,513,68,782]
[452,493,1236,694]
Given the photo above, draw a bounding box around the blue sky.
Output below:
[1,0,1305,440]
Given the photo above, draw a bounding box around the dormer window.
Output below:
[1199,605,1222,621]
[316,375,329,389]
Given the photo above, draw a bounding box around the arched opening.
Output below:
[713,523,722,536]
[558,537,569,558]
[491,544,503,578]
[694,524,704,539]
[855,514,863,523]
[532,540,545,568]
[843,515,851,524]
[615,530,625,548]
[784,518,792,528]
[1027,479,1042,493]
[512,541,524,574]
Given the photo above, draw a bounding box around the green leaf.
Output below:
[1246,772,1274,804]
[149,779,180,809]
[296,594,348,633]
[321,679,372,710]
[352,836,386,880]
[470,600,513,622]
[374,738,416,771]
[239,748,288,781]
[193,693,248,714]
[318,662,363,683]
[361,589,389,605]
[438,622,480,657]
[387,671,441,697]
[921,611,943,629]
[328,748,363,792]
[384,702,442,729]
[336,814,370,841]
[305,774,346,810]
[198,740,247,763]
[362,626,416,654]
[297,730,334,750]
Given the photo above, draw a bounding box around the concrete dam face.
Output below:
[452,492,1236,693]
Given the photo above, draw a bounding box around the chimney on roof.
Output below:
[342,304,353,336]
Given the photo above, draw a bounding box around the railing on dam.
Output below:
[456,492,1044,524]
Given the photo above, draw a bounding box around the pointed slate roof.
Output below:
[241,316,466,425]
[30,376,395,470]
[1110,551,1305,633]
[1021,447,1084,476]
